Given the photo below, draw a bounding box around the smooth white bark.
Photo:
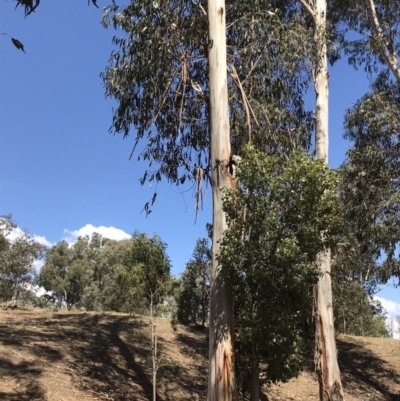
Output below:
[301,1,345,400]
[314,2,344,400]
[366,0,400,82]
[207,1,235,401]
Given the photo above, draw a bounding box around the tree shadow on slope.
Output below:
[0,317,64,400]
[53,313,154,401]
[53,313,209,401]
[0,358,46,401]
[0,312,210,400]
[160,326,208,401]
[175,325,208,359]
[337,338,400,401]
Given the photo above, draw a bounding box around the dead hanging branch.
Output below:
[194,166,204,220]
[228,64,259,143]
[178,52,188,135]
[14,0,40,17]
[0,33,26,53]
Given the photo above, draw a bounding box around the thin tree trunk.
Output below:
[366,0,400,82]
[207,0,235,400]
[313,1,344,400]
[250,344,259,401]
[202,298,206,327]
[150,293,157,401]
[342,309,346,336]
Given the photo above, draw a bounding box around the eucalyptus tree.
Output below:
[83,237,132,311]
[296,1,344,399]
[38,238,93,309]
[219,146,340,401]
[101,1,314,399]
[177,237,211,327]
[330,0,400,299]
[331,278,389,337]
[206,1,238,398]
[333,0,400,287]
[332,0,400,82]
[124,232,171,309]
[0,215,44,308]
[340,73,400,286]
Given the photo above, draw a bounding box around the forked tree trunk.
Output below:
[207,0,235,400]
[313,1,344,400]
[4,288,18,310]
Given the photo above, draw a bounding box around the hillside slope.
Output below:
[0,310,398,401]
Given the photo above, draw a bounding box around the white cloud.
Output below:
[63,223,131,245]
[374,295,400,317]
[33,258,45,272]
[373,296,400,340]
[8,226,25,241]
[3,225,52,248]
[33,235,52,247]
[385,316,400,340]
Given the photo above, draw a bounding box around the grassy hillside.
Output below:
[0,310,398,401]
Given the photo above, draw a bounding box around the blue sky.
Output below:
[0,1,398,327]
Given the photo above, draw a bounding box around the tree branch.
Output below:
[367,0,400,82]
[298,0,315,19]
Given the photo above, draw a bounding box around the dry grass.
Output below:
[0,310,399,401]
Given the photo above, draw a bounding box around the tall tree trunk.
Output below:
[313,1,344,400]
[250,343,259,401]
[207,0,235,400]
[150,293,158,401]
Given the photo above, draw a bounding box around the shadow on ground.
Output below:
[0,358,45,400]
[0,312,208,401]
[337,338,400,401]
[2,312,398,401]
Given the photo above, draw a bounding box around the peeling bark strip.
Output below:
[314,252,344,401]
[207,0,235,400]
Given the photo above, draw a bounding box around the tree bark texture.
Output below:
[207,0,235,400]
[313,1,344,400]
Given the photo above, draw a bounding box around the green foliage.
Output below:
[88,238,132,311]
[101,0,314,212]
[327,72,400,339]
[0,215,44,305]
[331,0,400,76]
[125,232,171,307]
[38,238,93,310]
[176,238,211,327]
[340,73,400,285]
[112,263,144,313]
[38,232,171,313]
[332,280,389,337]
[218,145,340,394]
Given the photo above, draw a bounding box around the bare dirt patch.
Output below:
[0,310,207,401]
[266,335,400,401]
[0,310,399,401]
